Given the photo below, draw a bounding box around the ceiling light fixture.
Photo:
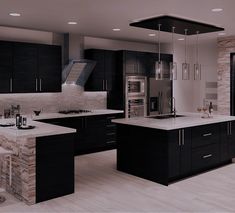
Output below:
[182,29,190,80]
[155,24,163,80]
[9,12,21,17]
[178,38,185,41]
[194,31,201,80]
[211,8,223,12]
[170,27,177,80]
[112,28,121,31]
[68,21,77,25]
[148,33,156,36]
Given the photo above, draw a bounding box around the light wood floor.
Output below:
[1,150,235,212]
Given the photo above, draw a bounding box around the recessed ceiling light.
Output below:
[211,8,223,12]
[148,33,156,37]
[113,28,121,31]
[68,21,77,25]
[178,38,185,41]
[218,32,226,36]
[9,12,21,17]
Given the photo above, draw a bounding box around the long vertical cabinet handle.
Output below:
[35,78,38,92]
[182,129,185,145]
[102,80,104,90]
[39,78,42,91]
[10,78,13,92]
[230,122,232,135]
[106,80,108,91]
[178,129,181,146]
[227,122,230,135]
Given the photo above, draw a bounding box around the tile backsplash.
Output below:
[0,84,107,115]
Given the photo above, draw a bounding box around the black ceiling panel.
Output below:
[130,15,224,35]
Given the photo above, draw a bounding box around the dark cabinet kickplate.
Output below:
[17,125,35,130]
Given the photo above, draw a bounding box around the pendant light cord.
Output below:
[158,24,161,62]
[196,31,199,64]
[184,29,187,63]
[172,27,175,55]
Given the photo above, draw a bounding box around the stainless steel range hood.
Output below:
[62,59,96,86]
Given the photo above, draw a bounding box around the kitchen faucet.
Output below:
[171,97,176,118]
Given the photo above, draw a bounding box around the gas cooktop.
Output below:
[58,109,92,114]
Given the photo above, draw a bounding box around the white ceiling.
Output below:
[0,0,233,44]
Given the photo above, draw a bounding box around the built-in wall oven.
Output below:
[125,76,147,118]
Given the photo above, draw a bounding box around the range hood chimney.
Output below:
[62,34,96,86]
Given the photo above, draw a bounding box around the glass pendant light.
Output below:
[182,29,190,80]
[155,24,163,80]
[170,27,177,80]
[194,31,201,80]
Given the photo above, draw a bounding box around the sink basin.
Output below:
[149,114,186,119]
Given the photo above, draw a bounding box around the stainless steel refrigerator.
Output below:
[148,78,172,116]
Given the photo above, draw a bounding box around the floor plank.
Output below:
[1,150,235,212]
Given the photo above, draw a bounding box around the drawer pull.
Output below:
[107,116,116,119]
[107,133,116,136]
[107,124,116,128]
[106,141,116,144]
[203,154,212,159]
[203,133,212,137]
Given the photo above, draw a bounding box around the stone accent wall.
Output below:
[0,135,36,205]
[217,36,235,115]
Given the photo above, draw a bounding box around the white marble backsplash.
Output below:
[0,84,107,115]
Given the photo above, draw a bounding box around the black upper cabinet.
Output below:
[84,49,116,91]
[0,40,61,93]
[13,42,38,93]
[38,45,62,92]
[0,41,13,93]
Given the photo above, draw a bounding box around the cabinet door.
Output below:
[168,130,181,178]
[13,42,38,93]
[168,128,191,179]
[0,41,13,93]
[220,122,230,162]
[105,50,116,91]
[84,49,105,91]
[83,115,106,148]
[137,52,149,76]
[38,45,62,92]
[124,51,138,75]
[230,121,235,158]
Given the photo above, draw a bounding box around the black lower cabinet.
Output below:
[116,122,233,186]
[39,113,123,155]
[36,133,75,203]
[168,128,191,179]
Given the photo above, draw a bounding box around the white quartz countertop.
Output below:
[0,120,76,139]
[112,113,235,130]
[32,109,124,120]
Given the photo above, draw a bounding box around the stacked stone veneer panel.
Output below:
[217,36,235,115]
[0,135,36,205]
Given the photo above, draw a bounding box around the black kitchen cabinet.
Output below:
[0,41,13,93]
[36,133,75,203]
[168,128,191,179]
[13,42,38,93]
[38,44,62,92]
[0,40,62,93]
[38,113,122,155]
[222,121,235,158]
[84,49,116,92]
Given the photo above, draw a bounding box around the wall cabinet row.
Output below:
[0,40,62,93]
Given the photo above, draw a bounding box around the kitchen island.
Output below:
[0,120,76,205]
[113,113,235,185]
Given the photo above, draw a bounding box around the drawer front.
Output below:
[192,144,220,172]
[192,124,220,148]
[106,132,116,145]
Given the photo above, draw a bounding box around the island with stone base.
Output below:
[0,120,76,205]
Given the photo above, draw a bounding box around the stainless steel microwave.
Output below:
[126,76,146,97]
